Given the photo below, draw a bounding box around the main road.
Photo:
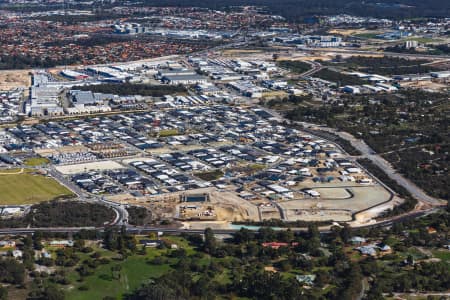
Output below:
[2,37,445,236]
[46,166,129,226]
[0,206,438,236]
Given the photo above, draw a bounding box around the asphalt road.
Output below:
[2,40,445,235]
[47,166,129,226]
[0,207,435,236]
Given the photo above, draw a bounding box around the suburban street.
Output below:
[47,166,129,226]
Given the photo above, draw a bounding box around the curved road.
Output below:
[0,206,436,236]
[2,41,445,236]
[300,123,446,206]
[46,167,129,226]
[261,105,445,207]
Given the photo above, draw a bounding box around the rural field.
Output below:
[65,236,194,300]
[0,169,74,205]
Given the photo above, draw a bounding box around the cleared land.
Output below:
[314,187,352,199]
[0,169,74,205]
[0,69,31,90]
[55,160,125,175]
[279,184,391,222]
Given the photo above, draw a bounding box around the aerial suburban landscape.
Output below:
[0,0,448,299]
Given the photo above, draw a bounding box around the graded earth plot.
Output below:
[278,184,391,222]
[55,161,125,175]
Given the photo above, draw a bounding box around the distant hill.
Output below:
[140,0,450,19]
[1,0,449,19]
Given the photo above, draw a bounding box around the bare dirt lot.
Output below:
[314,187,352,199]
[400,80,448,92]
[55,160,125,175]
[278,184,391,222]
[35,145,88,157]
[280,185,390,212]
[287,209,353,222]
[209,188,260,221]
[0,70,31,90]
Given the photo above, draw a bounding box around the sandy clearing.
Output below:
[34,145,89,157]
[280,185,391,213]
[55,160,125,175]
[286,209,352,222]
[314,187,352,199]
[0,70,31,90]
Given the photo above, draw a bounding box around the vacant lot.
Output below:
[55,160,124,175]
[0,169,74,205]
[0,69,31,90]
[280,185,391,216]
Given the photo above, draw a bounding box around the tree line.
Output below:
[0,201,115,228]
[73,83,187,97]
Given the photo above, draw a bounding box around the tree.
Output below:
[111,264,122,280]
[33,232,44,250]
[307,223,320,240]
[74,239,85,250]
[41,285,65,300]
[0,258,25,285]
[203,228,217,255]
[315,269,331,287]
[0,287,7,300]
[233,228,254,244]
[340,224,351,244]
[103,228,117,250]
[279,260,292,272]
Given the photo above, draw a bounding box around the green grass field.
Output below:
[158,129,180,137]
[23,157,51,166]
[432,250,450,262]
[194,169,224,181]
[402,37,443,44]
[354,32,382,39]
[66,237,191,300]
[66,256,171,300]
[65,235,236,300]
[0,169,74,205]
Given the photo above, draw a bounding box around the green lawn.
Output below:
[23,157,50,166]
[194,169,224,181]
[248,164,266,171]
[158,129,180,137]
[0,170,74,205]
[66,237,198,300]
[402,37,443,44]
[66,255,172,300]
[401,247,429,260]
[432,250,450,262]
[354,32,382,39]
